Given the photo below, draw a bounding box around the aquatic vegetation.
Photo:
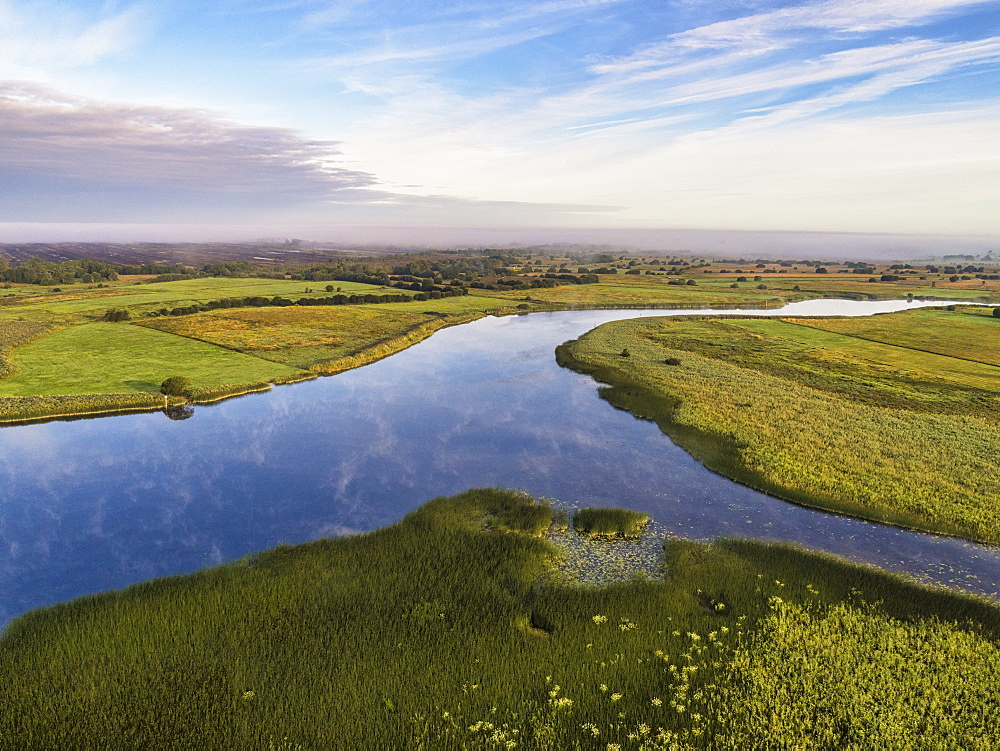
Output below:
[573,507,651,538]
[1,489,997,747]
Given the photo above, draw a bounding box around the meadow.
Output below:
[559,308,1000,542]
[1,488,997,748]
[791,305,1000,366]
[0,323,300,397]
[0,274,519,419]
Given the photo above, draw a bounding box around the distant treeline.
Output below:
[4,255,600,290]
[1,258,120,285]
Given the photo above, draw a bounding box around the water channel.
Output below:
[1,298,997,626]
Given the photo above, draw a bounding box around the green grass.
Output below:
[559,310,1000,542]
[486,276,786,308]
[0,319,53,379]
[0,323,301,396]
[792,306,1000,367]
[0,277,392,324]
[572,507,651,538]
[1,489,997,747]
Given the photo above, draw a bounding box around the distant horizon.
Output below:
[1,224,998,262]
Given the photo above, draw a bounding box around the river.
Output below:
[0,298,996,626]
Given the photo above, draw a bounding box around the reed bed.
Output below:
[0,392,168,423]
[308,311,486,375]
[572,507,651,538]
[187,382,273,404]
[1,489,997,747]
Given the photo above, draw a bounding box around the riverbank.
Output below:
[558,306,1000,544]
[2,488,997,747]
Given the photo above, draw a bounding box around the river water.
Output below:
[0,299,996,626]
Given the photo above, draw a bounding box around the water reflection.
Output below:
[0,299,996,626]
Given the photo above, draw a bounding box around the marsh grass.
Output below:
[573,507,651,538]
[560,311,1000,543]
[1,489,998,748]
[0,392,170,423]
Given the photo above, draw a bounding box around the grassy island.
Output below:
[1,488,998,747]
[558,306,1000,543]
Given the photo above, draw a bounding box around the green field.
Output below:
[792,305,1000,367]
[0,277,392,323]
[0,323,300,396]
[559,309,1000,542]
[0,274,523,418]
[486,276,788,308]
[2,489,997,747]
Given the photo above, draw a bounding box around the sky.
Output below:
[1,0,998,246]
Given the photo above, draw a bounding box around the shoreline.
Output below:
[554,317,998,547]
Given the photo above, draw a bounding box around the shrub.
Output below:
[103,308,131,322]
[160,376,193,397]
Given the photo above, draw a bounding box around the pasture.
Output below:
[0,323,300,397]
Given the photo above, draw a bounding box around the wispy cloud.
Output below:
[0,1,157,80]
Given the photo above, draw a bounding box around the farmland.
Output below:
[558,306,1000,542]
[1,488,997,748]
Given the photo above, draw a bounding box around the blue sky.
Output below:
[1,0,998,243]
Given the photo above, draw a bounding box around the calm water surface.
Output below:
[1,299,997,625]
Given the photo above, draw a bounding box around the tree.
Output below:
[160,376,193,397]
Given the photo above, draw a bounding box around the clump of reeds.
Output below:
[572,507,650,538]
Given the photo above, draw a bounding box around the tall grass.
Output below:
[0,392,169,423]
[572,507,650,538]
[308,311,485,375]
[1,489,997,747]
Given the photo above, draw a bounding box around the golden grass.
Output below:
[140,306,436,369]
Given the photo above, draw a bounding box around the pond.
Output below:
[0,299,996,626]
